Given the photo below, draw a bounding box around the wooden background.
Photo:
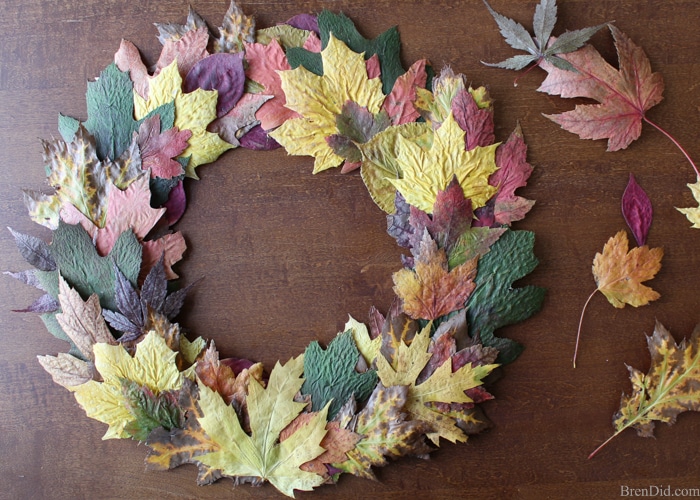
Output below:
[1,0,699,498]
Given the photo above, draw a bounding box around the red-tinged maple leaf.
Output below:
[61,174,186,279]
[155,27,209,81]
[381,59,428,126]
[137,115,192,179]
[451,88,495,151]
[475,124,535,227]
[365,53,381,80]
[244,40,301,131]
[538,25,664,152]
[393,230,478,321]
[114,40,151,99]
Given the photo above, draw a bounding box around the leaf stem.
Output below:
[514,59,542,87]
[574,289,598,368]
[588,429,623,459]
[643,117,700,179]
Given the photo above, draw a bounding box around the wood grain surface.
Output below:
[1,1,699,498]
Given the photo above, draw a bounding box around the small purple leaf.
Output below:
[13,293,60,313]
[113,264,146,329]
[164,181,187,226]
[103,309,141,335]
[141,257,168,312]
[8,227,56,271]
[239,125,280,151]
[622,173,653,246]
[183,53,245,117]
[284,13,319,34]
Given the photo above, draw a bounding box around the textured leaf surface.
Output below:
[676,180,700,229]
[539,25,664,151]
[183,53,245,117]
[213,0,255,54]
[136,115,191,179]
[197,356,328,497]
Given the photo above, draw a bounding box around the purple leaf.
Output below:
[386,191,413,248]
[451,89,495,151]
[239,125,281,150]
[103,309,142,336]
[622,173,653,246]
[183,53,245,117]
[113,264,146,329]
[13,293,59,313]
[284,13,319,34]
[162,281,197,320]
[220,357,256,375]
[5,270,45,290]
[8,227,56,271]
[141,257,167,312]
[164,180,187,226]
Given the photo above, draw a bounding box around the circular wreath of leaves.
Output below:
[8,2,544,497]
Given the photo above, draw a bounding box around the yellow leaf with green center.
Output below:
[376,323,498,444]
[133,61,232,179]
[269,35,385,174]
[388,113,499,214]
[196,356,329,497]
[73,331,182,439]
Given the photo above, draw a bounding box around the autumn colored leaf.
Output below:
[145,378,223,485]
[538,25,664,152]
[296,420,360,480]
[114,40,151,100]
[24,126,141,229]
[378,303,419,367]
[482,0,606,72]
[301,330,378,419]
[381,59,428,126]
[136,115,191,179]
[393,229,477,321]
[388,113,499,214]
[134,60,233,178]
[345,315,381,368]
[183,52,246,117]
[466,229,545,364]
[676,180,700,229]
[269,35,385,173]
[575,230,663,367]
[256,25,315,50]
[155,27,210,84]
[622,173,653,246]
[154,6,208,45]
[73,331,183,439]
[376,323,498,444]
[37,353,94,390]
[208,93,272,147]
[333,383,432,479]
[213,0,255,54]
[590,322,700,458]
[196,356,329,497]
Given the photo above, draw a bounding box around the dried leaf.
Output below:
[208,93,272,147]
[183,53,246,117]
[539,25,664,151]
[155,27,210,82]
[154,6,208,45]
[381,59,428,125]
[136,115,191,179]
[37,352,93,389]
[676,180,700,229]
[8,228,56,271]
[213,0,256,54]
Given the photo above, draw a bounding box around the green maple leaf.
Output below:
[334,384,431,479]
[301,330,378,420]
[34,221,142,312]
[286,10,405,94]
[482,0,606,72]
[197,356,329,497]
[465,229,545,364]
[58,63,174,161]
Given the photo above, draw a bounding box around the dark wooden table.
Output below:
[1,1,699,498]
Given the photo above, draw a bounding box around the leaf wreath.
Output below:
[8,1,545,497]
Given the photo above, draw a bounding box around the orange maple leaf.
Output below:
[574,230,663,367]
[393,230,477,321]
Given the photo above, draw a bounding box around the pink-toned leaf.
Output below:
[244,40,300,131]
[137,115,191,179]
[538,26,664,152]
[114,39,150,99]
[382,59,428,126]
[142,232,187,281]
[303,32,322,52]
[451,88,495,150]
[163,181,186,226]
[183,52,245,117]
[208,93,272,147]
[285,14,319,34]
[365,54,381,80]
[622,173,653,246]
[155,27,210,80]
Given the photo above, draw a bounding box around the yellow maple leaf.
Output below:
[72,331,182,439]
[269,35,385,174]
[388,113,499,213]
[133,60,232,178]
[376,323,497,444]
[345,315,381,367]
[677,180,700,228]
[574,230,663,367]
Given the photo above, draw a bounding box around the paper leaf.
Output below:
[196,356,329,497]
[538,25,664,151]
[301,330,378,419]
[466,229,545,364]
[183,53,246,117]
[73,332,182,439]
[269,35,385,174]
[393,230,478,321]
[334,384,431,479]
[388,114,499,214]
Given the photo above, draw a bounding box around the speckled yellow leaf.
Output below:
[73,331,182,439]
[133,61,232,178]
[270,35,385,174]
[388,113,499,213]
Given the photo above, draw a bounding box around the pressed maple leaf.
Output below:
[154,5,208,45]
[269,35,385,173]
[72,331,183,439]
[393,229,478,321]
[388,113,499,214]
[333,383,432,479]
[196,356,329,497]
[134,60,233,178]
[345,315,381,368]
[255,24,317,50]
[590,322,700,458]
[538,25,664,152]
[213,0,255,54]
[482,0,606,73]
[575,230,663,367]
[381,59,428,126]
[136,115,191,179]
[677,180,700,229]
[376,323,498,445]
